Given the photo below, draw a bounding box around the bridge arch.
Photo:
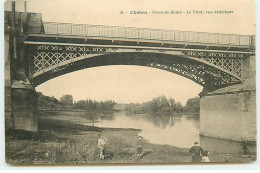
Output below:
[28,49,241,91]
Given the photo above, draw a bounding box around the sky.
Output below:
[4,0,255,104]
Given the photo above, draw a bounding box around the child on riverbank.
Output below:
[137,136,143,157]
[98,134,108,160]
[201,151,210,162]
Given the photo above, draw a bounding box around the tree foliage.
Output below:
[74,99,116,111]
[125,95,200,115]
[184,96,200,113]
[37,92,63,109]
[37,92,116,111]
[60,94,73,105]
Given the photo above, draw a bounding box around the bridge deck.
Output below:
[25,22,255,52]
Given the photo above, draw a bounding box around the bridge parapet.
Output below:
[25,21,255,51]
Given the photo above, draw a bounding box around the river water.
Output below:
[83,111,257,154]
[87,111,200,148]
[86,111,200,148]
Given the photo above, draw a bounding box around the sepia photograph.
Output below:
[3,0,256,165]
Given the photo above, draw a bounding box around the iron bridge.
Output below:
[14,20,255,91]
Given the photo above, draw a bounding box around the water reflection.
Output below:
[82,111,253,153]
[186,116,200,130]
[84,111,115,125]
[142,114,184,129]
[85,111,200,148]
[57,110,254,153]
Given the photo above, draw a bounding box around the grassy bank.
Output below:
[5,111,256,165]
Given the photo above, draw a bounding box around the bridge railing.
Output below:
[25,21,253,47]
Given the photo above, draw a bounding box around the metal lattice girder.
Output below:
[148,56,241,90]
[181,50,246,78]
[27,44,244,90]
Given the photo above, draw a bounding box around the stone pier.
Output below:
[4,11,40,132]
[200,55,256,141]
[11,85,38,131]
[5,32,38,131]
[4,28,13,130]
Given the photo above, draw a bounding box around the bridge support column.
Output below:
[11,86,38,132]
[4,39,38,132]
[5,28,13,130]
[5,10,38,132]
[200,55,256,141]
[5,36,38,131]
[200,90,256,141]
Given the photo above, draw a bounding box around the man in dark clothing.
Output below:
[189,141,204,162]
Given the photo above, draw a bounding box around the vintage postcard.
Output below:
[4,0,256,165]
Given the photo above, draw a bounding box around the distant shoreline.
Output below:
[37,108,200,116]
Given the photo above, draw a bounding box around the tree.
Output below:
[157,96,170,111]
[60,94,73,105]
[175,101,183,113]
[124,95,185,114]
[88,99,94,110]
[74,100,87,109]
[36,92,61,109]
[168,97,176,113]
[185,97,200,113]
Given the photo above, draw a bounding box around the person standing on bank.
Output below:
[137,136,143,158]
[98,134,108,160]
[189,141,204,162]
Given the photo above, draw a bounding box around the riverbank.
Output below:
[5,111,256,165]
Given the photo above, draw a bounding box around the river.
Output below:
[82,110,253,154]
[85,111,199,148]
